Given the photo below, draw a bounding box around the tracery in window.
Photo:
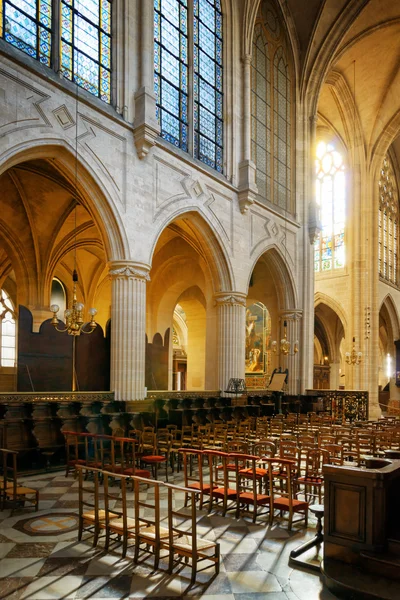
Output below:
[0,289,16,368]
[379,155,398,285]
[314,141,346,272]
[251,3,292,212]
[61,0,111,103]
[0,0,52,66]
[154,0,223,173]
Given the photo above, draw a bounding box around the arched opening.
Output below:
[147,213,231,391]
[0,154,121,391]
[314,301,345,390]
[247,247,297,389]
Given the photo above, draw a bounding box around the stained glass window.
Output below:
[61,0,112,103]
[1,0,52,66]
[251,24,271,201]
[154,0,223,172]
[194,0,223,173]
[251,5,292,212]
[379,155,398,285]
[154,0,188,150]
[0,289,16,368]
[273,48,291,211]
[314,141,346,272]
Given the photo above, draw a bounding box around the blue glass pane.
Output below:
[3,0,52,65]
[61,0,111,103]
[155,0,188,150]
[194,0,223,172]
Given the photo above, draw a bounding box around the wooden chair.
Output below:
[179,447,213,510]
[234,453,272,523]
[164,482,220,583]
[111,437,151,481]
[267,458,308,530]
[133,475,169,569]
[102,470,134,557]
[296,448,328,503]
[0,448,39,513]
[63,431,85,477]
[206,450,238,516]
[140,432,170,481]
[321,443,344,466]
[77,465,104,546]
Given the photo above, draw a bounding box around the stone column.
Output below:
[280,310,302,395]
[214,293,247,394]
[109,261,150,401]
[238,54,258,213]
[133,0,160,158]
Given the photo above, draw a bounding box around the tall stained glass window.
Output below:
[251,3,292,212]
[379,155,398,285]
[154,0,223,173]
[273,48,291,211]
[61,0,112,103]
[0,0,52,66]
[194,0,223,173]
[251,24,271,200]
[154,0,188,150]
[0,289,16,368]
[314,141,346,272]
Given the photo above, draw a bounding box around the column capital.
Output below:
[108,261,151,282]
[279,309,303,322]
[242,53,252,66]
[214,292,247,307]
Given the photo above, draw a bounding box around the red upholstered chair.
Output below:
[111,437,151,481]
[296,448,328,504]
[140,432,170,481]
[206,450,238,516]
[266,458,309,530]
[233,453,272,523]
[179,447,214,509]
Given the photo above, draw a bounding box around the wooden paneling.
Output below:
[329,482,366,543]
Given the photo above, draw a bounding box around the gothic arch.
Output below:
[380,294,400,341]
[0,141,129,263]
[314,292,348,335]
[248,244,297,310]
[150,209,234,294]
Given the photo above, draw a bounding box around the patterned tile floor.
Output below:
[0,471,339,600]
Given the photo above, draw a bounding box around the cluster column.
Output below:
[280,310,302,395]
[109,261,150,401]
[214,293,247,393]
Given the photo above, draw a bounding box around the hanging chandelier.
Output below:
[50,270,97,336]
[271,320,299,356]
[345,337,362,365]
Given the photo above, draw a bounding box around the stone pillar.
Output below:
[238,54,258,213]
[280,311,302,395]
[133,0,160,158]
[214,293,246,394]
[109,261,150,401]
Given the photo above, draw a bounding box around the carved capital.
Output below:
[279,310,302,322]
[214,292,247,307]
[109,262,151,282]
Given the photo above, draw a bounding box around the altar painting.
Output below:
[245,302,271,374]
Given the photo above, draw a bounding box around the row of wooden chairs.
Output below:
[77,465,220,584]
[179,447,309,529]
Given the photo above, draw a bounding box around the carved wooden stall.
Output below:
[305,389,369,421]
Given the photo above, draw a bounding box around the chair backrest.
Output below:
[111,437,137,474]
[103,469,128,529]
[179,448,205,490]
[253,440,276,457]
[0,448,18,497]
[304,448,329,478]
[76,464,100,521]
[265,457,297,503]
[164,481,198,551]
[321,443,344,465]
[133,475,165,539]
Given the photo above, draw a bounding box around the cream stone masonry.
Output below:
[214,293,247,393]
[109,262,150,401]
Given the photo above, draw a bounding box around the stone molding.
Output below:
[214,292,247,307]
[109,262,151,281]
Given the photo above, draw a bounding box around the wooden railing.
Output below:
[306,389,369,421]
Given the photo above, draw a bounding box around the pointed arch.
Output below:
[380,294,400,341]
[248,244,297,310]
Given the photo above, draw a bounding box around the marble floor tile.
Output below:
[0,558,46,578]
[19,575,83,599]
